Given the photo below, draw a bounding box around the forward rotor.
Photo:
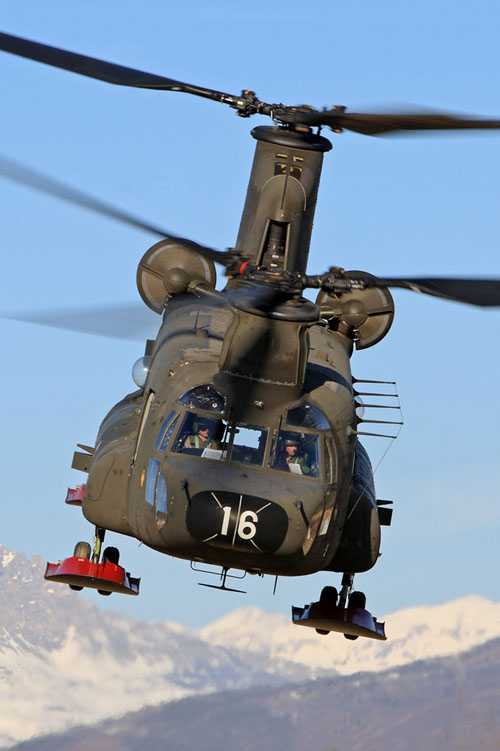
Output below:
[2,30,500,134]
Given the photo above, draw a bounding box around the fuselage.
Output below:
[81,294,382,578]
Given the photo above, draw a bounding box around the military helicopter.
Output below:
[2,31,500,641]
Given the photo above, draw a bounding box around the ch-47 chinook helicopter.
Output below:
[2,31,500,641]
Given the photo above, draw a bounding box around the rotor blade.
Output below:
[322,111,500,135]
[2,303,159,340]
[350,274,500,306]
[334,112,500,136]
[0,154,229,266]
[4,31,500,135]
[0,30,239,104]
[276,107,500,135]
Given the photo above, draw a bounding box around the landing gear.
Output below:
[339,575,365,640]
[44,525,140,596]
[291,573,386,641]
[69,541,91,590]
[316,586,338,634]
[349,591,366,608]
[76,528,119,595]
[337,572,354,608]
[103,546,120,565]
[98,542,120,595]
[344,592,367,639]
[319,586,338,603]
[92,526,106,563]
[89,528,120,596]
[73,541,91,559]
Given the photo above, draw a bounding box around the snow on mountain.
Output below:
[0,545,312,749]
[1,542,499,749]
[200,596,500,675]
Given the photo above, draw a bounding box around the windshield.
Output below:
[270,429,321,478]
[173,413,226,460]
[172,412,268,466]
[230,424,268,466]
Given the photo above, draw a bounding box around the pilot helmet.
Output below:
[284,437,300,447]
[194,417,215,433]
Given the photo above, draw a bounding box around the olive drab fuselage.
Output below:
[72,123,390,581]
[80,293,382,578]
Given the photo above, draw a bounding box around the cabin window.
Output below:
[155,410,176,450]
[178,384,225,413]
[155,471,167,528]
[145,458,160,505]
[324,438,336,485]
[286,402,329,430]
[133,389,156,464]
[269,429,321,478]
[159,415,179,453]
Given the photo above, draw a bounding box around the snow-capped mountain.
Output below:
[0,545,308,748]
[1,543,499,749]
[11,638,500,751]
[200,595,500,676]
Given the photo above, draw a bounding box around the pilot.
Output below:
[276,437,311,475]
[183,418,220,451]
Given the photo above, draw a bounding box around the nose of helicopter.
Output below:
[186,489,290,554]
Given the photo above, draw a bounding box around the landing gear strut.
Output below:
[44,525,140,596]
[315,574,366,638]
[291,572,386,641]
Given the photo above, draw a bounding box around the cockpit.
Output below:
[154,384,333,481]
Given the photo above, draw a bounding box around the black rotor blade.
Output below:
[0,154,229,266]
[3,31,500,135]
[0,30,238,104]
[1,303,158,340]
[350,274,500,307]
[330,112,500,136]
[277,107,500,135]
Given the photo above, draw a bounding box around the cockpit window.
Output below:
[172,413,268,467]
[270,430,321,478]
[286,402,329,430]
[173,413,226,460]
[178,384,225,413]
[230,425,268,466]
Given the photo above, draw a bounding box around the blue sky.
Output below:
[0,0,499,628]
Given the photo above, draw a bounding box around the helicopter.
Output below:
[2,31,500,641]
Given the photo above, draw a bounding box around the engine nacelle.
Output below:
[316,270,394,350]
[137,239,217,313]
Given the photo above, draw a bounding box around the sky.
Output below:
[0,0,499,629]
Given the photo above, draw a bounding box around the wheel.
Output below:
[315,628,330,636]
[319,586,338,604]
[349,591,366,609]
[102,546,120,565]
[98,589,112,596]
[344,633,359,641]
[69,584,83,591]
[73,541,91,559]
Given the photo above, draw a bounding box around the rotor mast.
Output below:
[235,126,332,273]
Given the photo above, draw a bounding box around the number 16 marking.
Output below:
[220,506,258,541]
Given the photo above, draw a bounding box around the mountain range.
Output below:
[10,637,500,751]
[1,543,499,749]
